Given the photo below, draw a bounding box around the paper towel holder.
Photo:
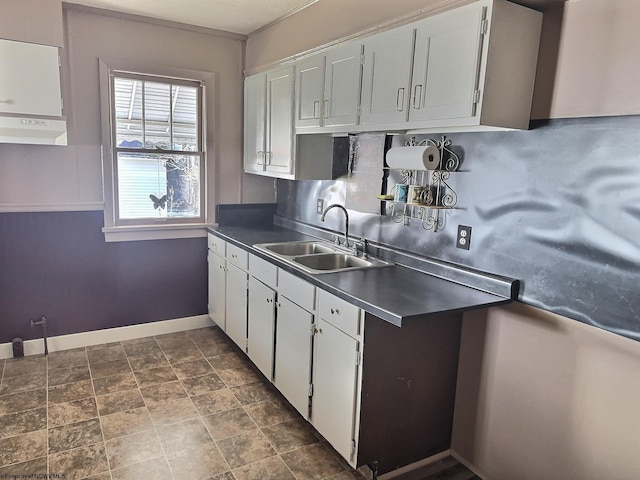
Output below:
[382,135,460,232]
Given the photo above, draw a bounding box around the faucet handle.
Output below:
[352,237,368,256]
[331,234,341,245]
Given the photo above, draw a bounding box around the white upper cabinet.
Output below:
[360,26,415,127]
[409,3,485,123]
[295,42,363,132]
[323,43,363,129]
[244,73,267,174]
[406,0,542,131]
[0,0,64,47]
[295,55,325,129]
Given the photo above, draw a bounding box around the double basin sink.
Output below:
[253,240,392,274]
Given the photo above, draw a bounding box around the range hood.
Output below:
[0,38,67,146]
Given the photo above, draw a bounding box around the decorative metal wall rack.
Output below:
[383,136,460,232]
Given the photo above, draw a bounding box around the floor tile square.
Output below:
[48,397,97,427]
[105,429,163,470]
[281,443,345,480]
[147,397,199,426]
[163,347,205,364]
[92,372,137,396]
[0,389,46,415]
[48,418,103,454]
[110,457,173,480]
[166,443,229,480]
[47,348,88,370]
[87,344,127,365]
[218,365,261,388]
[216,429,276,469]
[208,352,250,371]
[134,366,178,387]
[0,408,47,439]
[49,442,109,480]
[122,340,163,358]
[191,390,241,417]
[101,407,154,440]
[155,332,195,351]
[156,418,213,454]
[90,359,132,379]
[231,381,280,406]
[244,400,297,427]
[0,456,47,477]
[232,455,296,480]
[0,430,47,468]
[48,365,90,387]
[128,352,170,372]
[171,359,213,379]
[0,372,46,394]
[3,356,46,378]
[262,418,319,453]
[96,389,145,416]
[181,372,226,396]
[140,381,186,406]
[48,380,93,404]
[197,340,237,357]
[202,406,257,440]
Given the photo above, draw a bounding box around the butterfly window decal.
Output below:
[149,194,167,210]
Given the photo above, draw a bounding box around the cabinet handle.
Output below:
[266,298,272,303]
[257,151,265,165]
[323,99,329,118]
[277,302,281,308]
[396,88,405,112]
[0,99,15,105]
[330,308,339,315]
[313,100,320,119]
[412,84,423,109]
[314,327,323,334]
[265,151,272,166]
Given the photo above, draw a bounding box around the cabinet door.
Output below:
[323,43,363,128]
[312,318,360,462]
[208,252,226,331]
[410,4,485,122]
[274,296,313,419]
[295,55,325,129]
[0,39,63,117]
[243,73,266,174]
[360,26,415,126]
[247,277,276,380]
[225,263,248,351]
[265,66,294,175]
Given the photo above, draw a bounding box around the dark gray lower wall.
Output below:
[0,211,207,344]
[277,115,640,342]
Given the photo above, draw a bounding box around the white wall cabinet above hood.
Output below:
[0,38,67,145]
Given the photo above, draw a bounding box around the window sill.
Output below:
[102,223,212,242]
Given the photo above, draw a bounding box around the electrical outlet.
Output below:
[457,225,472,250]
[316,198,324,214]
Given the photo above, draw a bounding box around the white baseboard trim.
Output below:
[0,315,215,359]
[451,450,487,480]
[380,449,451,479]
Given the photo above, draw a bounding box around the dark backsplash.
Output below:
[0,211,207,344]
[277,115,640,342]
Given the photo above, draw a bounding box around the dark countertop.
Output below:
[208,225,512,327]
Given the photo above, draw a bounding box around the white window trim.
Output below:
[99,58,215,242]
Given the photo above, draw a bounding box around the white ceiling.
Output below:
[63,0,319,35]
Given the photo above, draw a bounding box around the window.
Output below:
[100,61,209,241]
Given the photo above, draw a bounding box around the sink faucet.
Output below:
[321,204,349,248]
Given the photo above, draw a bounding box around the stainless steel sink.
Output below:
[257,241,336,256]
[253,240,392,274]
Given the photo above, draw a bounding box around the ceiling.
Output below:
[63,0,319,35]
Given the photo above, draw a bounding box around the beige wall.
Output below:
[0,5,275,214]
[454,305,640,480]
[246,0,640,119]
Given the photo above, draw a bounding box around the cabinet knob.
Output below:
[314,327,323,334]
[330,308,339,315]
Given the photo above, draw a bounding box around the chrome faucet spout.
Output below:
[320,204,349,247]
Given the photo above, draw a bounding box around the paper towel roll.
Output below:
[386,145,441,171]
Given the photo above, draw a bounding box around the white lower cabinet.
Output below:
[247,276,276,379]
[312,317,361,463]
[274,296,314,418]
[225,263,248,351]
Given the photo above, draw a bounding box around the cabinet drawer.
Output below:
[249,254,278,288]
[207,234,226,257]
[318,289,361,338]
[227,243,248,270]
[278,269,315,312]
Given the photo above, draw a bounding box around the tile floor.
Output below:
[0,327,371,480]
